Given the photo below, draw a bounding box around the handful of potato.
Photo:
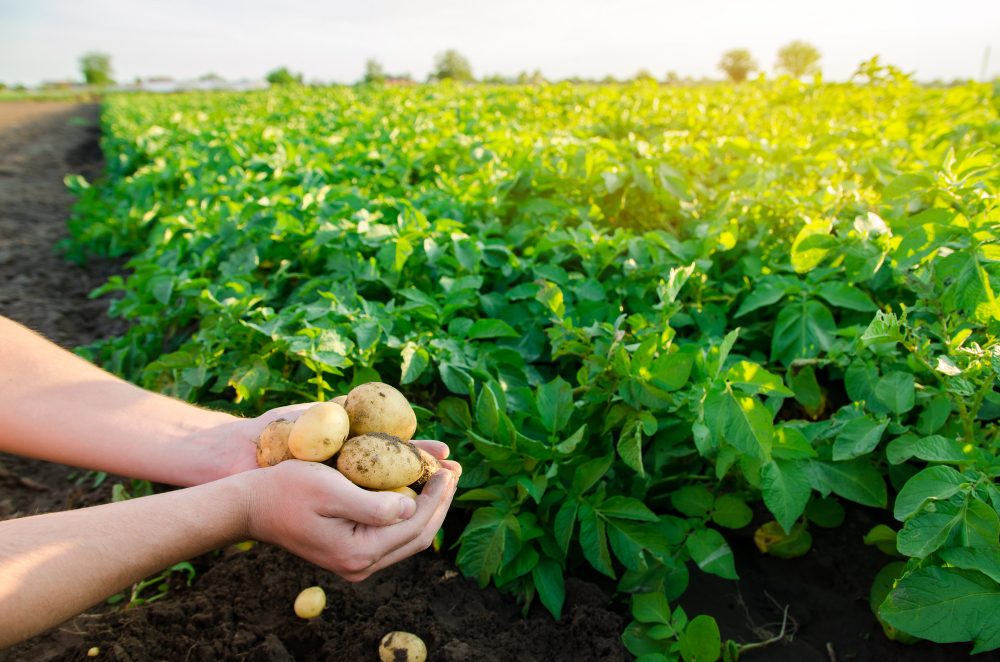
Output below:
[253,382,440,492]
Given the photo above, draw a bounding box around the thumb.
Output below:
[336,487,417,527]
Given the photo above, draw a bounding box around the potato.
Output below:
[331,394,348,407]
[87,648,99,658]
[288,402,350,462]
[379,631,426,662]
[294,586,326,619]
[388,485,418,499]
[344,382,417,441]
[337,433,439,490]
[254,419,294,468]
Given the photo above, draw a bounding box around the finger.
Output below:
[320,476,418,526]
[439,459,462,477]
[353,469,457,550]
[363,469,459,574]
[410,440,450,460]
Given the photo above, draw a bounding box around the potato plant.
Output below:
[64,64,1000,657]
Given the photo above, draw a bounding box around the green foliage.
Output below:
[265,67,302,86]
[65,75,1000,655]
[79,51,113,86]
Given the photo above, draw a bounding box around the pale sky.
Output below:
[1,0,998,86]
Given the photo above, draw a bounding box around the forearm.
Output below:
[0,473,251,648]
[0,317,241,486]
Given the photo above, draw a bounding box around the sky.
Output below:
[1,0,998,86]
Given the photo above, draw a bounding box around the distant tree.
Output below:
[634,68,655,82]
[528,69,546,85]
[80,52,113,86]
[775,41,821,78]
[718,48,757,83]
[364,59,386,84]
[600,74,619,85]
[266,67,302,85]
[665,71,681,85]
[433,50,473,81]
[481,73,506,84]
[14,84,27,91]
[0,82,6,91]
[199,72,224,81]
[516,71,529,84]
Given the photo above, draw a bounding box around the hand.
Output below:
[241,443,460,581]
[221,402,320,476]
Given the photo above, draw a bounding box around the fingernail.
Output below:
[399,496,416,520]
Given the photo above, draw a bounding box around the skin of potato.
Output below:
[337,433,424,490]
[387,485,418,499]
[288,402,350,462]
[255,418,295,468]
[331,394,348,407]
[344,382,417,441]
[379,631,427,662]
[294,586,326,619]
[414,448,442,484]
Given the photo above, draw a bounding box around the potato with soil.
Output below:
[344,382,417,441]
[337,432,441,490]
[379,631,426,662]
[288,401,350,462]
[254,419,295,468]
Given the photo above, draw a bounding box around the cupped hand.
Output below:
[241,445,460,581]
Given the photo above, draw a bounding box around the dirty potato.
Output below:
[379,631,426,662]
[337,433,438,490]
[254,418,295,468]
[344,382,417,441]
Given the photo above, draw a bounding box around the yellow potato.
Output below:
[294,586,326,619]
[379,631,426,662]
[344,382,417,441]
[254,419,294,468]
[331,394,348,407]
[337,433,438,490]
[87,648,99,658]
[415,448,442,483]
[288,402,350,462]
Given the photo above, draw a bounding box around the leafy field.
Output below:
[66,67,1000,660]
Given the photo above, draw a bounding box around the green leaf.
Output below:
[771,299,836,365]
[685,528,738,580]
[804,496,845,528]
[467,318,520,339]
[573,454,614,494]
[725,361,793,396]
[711,494,753,529]
[678,615,722,662]
[832,417,889,460]
[538,377,574,434]
[875,372,915,415]
[536,281,565,318]
[704,389,773,461]
[475,386,500,439]
[791,221,836,273]
[909,435,979,463]
[813,281,878,311]
[554,500,579,556]
[894,465,968,521]
[857,310,905,350]
[579,504,615,578]
[844,360,890,414]
[400,344,429,384]
[632,591,672,625]
[788,365,822,408]
[715,328,740,377]
[762,459,812,534]
[532,558,565,620]
[456,508,511,588]
[671,486,715,518]
[897,495,999,557]
[863,524,901,556]
[808,459,887,508]
[735,278,795,317]
[771,427,817,460]
[881,567,1000,653]
[939,547,1000,584]
[600,496,659,522]
[618,418,645,476]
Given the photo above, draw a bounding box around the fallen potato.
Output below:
[337,432,441,490]
[294,586,326,619]
[288,401,350,462]
[254,419,295,468]
[344,382,417,441]
[379,631,426,662]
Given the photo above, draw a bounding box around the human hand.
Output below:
[241,446,460,581]
[220,402,320,476]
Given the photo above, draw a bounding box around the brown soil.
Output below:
[0,101,995,662]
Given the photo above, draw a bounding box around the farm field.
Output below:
[4,69,1000,661]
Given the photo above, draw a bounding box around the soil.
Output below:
[0,102,996,662]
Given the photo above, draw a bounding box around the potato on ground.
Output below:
[344,382,417,441]
[288,401,350,462]
[254,419,294,468]
[337,433,440,490]
[294,586,326,619]
[379,631,426,662]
